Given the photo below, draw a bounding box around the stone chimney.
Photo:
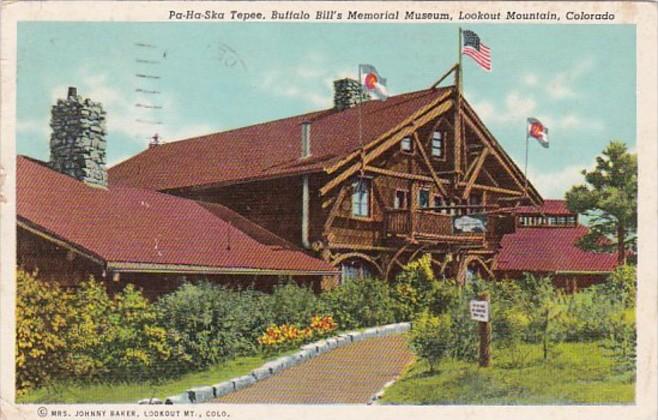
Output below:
[333,78,368,111]
[49,87,108,188]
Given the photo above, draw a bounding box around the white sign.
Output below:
[470,300,489,322]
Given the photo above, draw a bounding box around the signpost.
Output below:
[470,292,491,367]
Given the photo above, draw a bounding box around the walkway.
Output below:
[215,334,413,404]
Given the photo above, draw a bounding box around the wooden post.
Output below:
[478,291,491,367]
[409,181,417,239]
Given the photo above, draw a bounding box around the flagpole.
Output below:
[358,65,365,177]
[458,27,463,93]
[524,122,529,199]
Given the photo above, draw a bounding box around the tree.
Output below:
[565,141,637,264]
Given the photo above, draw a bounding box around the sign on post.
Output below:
[471,294,491,368]
[469,299,489,322]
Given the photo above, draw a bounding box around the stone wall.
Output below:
[49,87,108,188]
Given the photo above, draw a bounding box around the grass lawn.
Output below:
[381,341,634,405]
[17,351,294,404]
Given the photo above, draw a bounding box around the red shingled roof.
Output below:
[511,199,573,215]
[495,225,618,273]
[17,156,337,275]
[109,88,453,191]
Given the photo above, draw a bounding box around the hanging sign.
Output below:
[469,300,489,322]
[453,213,487,234]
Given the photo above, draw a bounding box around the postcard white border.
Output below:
[1,2,656,420]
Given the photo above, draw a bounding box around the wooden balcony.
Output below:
[384,207,516,243]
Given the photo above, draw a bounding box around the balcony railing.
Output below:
[384,206,515,240]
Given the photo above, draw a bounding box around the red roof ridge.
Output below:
[110,86,444,173]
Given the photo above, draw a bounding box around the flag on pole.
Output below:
[462,30,492,72]
[527,117,549,148]
[359,64,389,100]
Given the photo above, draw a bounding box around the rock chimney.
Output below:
[49,87,108,188]
[333,78,368,111]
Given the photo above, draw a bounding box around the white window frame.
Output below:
[431,130,445,159]
[400,136,413,153]
[351,177,372,218]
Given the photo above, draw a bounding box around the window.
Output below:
[434,196,444,213]
[401,136,413,153]
[418,189,430,208]
[394,190,409,209]
[431,131,444,158]
[341,260,373,283]
[351,178,371,217]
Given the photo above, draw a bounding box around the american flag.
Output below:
[462,30,492,72]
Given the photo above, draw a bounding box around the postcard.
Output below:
[1,1,656,420]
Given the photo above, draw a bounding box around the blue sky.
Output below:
[16,23,635,199]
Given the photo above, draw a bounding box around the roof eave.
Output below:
[107,261,339,276]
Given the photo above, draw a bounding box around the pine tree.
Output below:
[565,141,637,264]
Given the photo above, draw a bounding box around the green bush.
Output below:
[66,280,184,382]
[409,311,453,372]
[155,282,272,369]
[321,277,395,329]
[601,310,636,375]
[16,270,73,393]
[267,282,328,326]
[600,265,637,308]
[16,271,183,393]
[390,254,461,320]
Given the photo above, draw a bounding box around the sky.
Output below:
[16,23,635,199]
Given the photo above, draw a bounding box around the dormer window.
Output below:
[401,136,413,153]
[431,131,444,158]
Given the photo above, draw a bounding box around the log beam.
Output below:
[364,166,447,184]
[463,113,527,193]
[320,100,454,196]
[458,182,523,196]
[462,148,490,199]
[413,132,449,197]
[323,186,348,233]
[325,90,453,175]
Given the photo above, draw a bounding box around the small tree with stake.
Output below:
[565,141,637,264]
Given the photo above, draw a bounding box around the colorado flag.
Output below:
[359,64,389,100]
[527,117,549,148]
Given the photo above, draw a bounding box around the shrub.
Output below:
[409,311,452,372]
[600,265,637,308]
[391,254,451,320]
[155,282,272,369]
[267,282,328,326]
[16,270,73,393]
[16,272,183,392]
[515,275,567,360]
[66,280,184,382]
[601,310,636,375]
[321,277,395,329]
[560,287,621,342]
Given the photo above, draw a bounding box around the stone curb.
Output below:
[157,322,410,404]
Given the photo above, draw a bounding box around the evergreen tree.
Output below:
[565,141,637,264]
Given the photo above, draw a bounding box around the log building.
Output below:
[19,78,618,294]
[109,78,616,285]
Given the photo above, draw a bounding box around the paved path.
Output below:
[215,334,413,404]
